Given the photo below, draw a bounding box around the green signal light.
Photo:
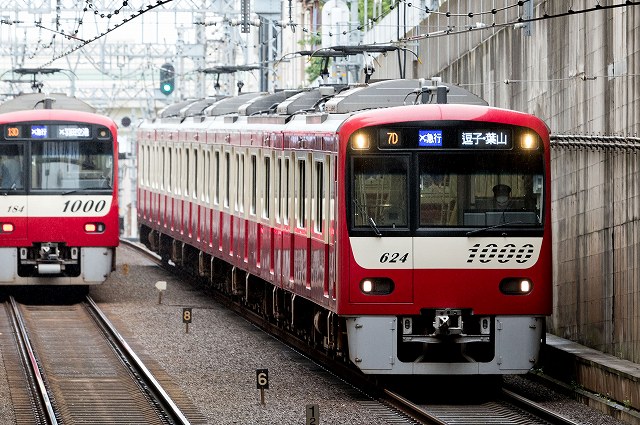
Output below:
[159,63,175,95]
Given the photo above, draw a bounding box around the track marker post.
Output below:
[306,404,320,424]
[182,308,192,333]
[155,280,167,304]
[256,369,269,405]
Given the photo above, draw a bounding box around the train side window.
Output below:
[185,148,191,198]
[144,145,150,187]
[275,156,282,223]
[204,150,210,203]
[166,147,172,192]
[283,156,290,225]
[236,152,245,213]
[224,151,230,208]
[250,153,257,216]
[193,148,198,199]
[213,150,220,206]
[174,147,181,196]
[296,158,306,229]
[313,159,324,234]
[263,155,271,220]
[160,146,166,191]
[151,145,156,189]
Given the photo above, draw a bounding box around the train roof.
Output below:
[0,93,96,113]
[324,79,487,113]
[238,90,302,116]
[204,92,265,116]
[152,79,489,124]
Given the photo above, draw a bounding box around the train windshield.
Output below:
[31,140,113,191]
[352,156,409,229]
[0,143,25,191]
[417,152,543,228]
[350,151,544,232]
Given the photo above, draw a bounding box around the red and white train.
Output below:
[138,79,551,375]
[0,93,119,285]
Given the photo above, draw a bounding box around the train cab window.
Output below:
[418,153,543,228]
[351,156,409,229]
[0,143,25,191]
[31,140,113,191]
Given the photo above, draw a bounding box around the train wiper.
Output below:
[62,190,78,195]
[353,199,382,237]
[368,217,382,237]
[466,221,526,237]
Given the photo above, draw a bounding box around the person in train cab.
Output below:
[0,148,23,190]
[492,183,512,210]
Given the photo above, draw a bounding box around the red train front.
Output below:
[338,104,551,374]
[137,79,551,375]
[0,101,119,285]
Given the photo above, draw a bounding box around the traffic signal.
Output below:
[159,63,175,95]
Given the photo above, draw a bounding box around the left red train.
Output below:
[0,93,118,285]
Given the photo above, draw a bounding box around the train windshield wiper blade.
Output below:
[368,217,382,237]
[466,221,525,236]
[353,199,382,237]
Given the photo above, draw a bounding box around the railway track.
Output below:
[121,239,585,425]
[2,292,196,424]
[381,386,583,425]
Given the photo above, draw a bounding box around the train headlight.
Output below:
[351,132,370,150]
[360,278,394,295]
[499,278,533,295]
[520,133,538,150]
[84,222,105,233]
[1,223,14,233]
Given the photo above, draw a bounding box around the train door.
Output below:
[278,150,294,290]
[292,151,312,294]
[200,147,211,249]
[310,152,331,307]
[211,145,222,252]
[258,148,275,281]
[166,143,175,233]
[246,147,260,274]
[232,147,247,266]
[175,145,184,236]
[220,145,233,261]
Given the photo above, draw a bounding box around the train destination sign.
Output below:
[5,124,93,140]
[458,129,511,149]
[377,127,512,149]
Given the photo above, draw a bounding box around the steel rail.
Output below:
[501,388,582,425]
[84,295,192,425]
[8,296,59,425]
